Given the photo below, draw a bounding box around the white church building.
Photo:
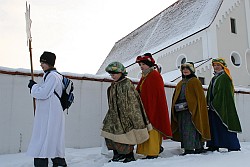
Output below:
[97,0,250,88]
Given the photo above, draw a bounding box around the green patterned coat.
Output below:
[101,78,152,145]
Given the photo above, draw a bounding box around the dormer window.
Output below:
[230,18,237,34]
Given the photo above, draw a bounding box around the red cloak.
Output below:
[136,70,172,139]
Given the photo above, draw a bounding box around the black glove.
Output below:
[28,80,37,89]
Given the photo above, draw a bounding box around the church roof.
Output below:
[97,0,223,75]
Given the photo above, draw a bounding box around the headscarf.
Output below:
[212,58,232,81]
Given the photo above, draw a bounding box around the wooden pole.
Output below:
[28,39,36,115]
[26,2,36,115]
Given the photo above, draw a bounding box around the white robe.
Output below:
[26,70,65,158]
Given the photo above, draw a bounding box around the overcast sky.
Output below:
[0,0,177,74]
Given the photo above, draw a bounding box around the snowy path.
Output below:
[0,141,249,167]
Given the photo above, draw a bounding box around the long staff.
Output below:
[25,2,36,115]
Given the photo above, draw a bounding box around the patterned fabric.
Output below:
[101,78,152,145]
[105,61,127,75]
[212,58,227,67]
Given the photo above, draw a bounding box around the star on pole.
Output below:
[25,1,32,45]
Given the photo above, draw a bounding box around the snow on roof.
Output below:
[97,0,223,75]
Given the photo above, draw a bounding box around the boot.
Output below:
[180,149,195,156]
[123,152,135,163]
[51,157,67,167]
[108,150,126,162]
[34,158,48,167]
[195,147,206,154]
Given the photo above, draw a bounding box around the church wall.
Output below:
[153,31,214,85]
[215,0,250,87]
[156,37,204,73]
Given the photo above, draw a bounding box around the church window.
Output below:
[230,18,237,34]
[177,54,187,68]
[230,52,241,67]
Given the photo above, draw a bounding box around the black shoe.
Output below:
[122,151,135,163]
[108,154,126,162]
[108,153,126,162]
[34,158,48,167]
[206,147,219,152]
[123,156,135,163]
[159,146,164,154]
[180,150,195,156]
[51,157,67,167]
[195,148,206,154]
[143,155,158,159]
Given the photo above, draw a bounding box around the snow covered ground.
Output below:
[1,141,249,167]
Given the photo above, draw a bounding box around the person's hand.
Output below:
[28,80,37,89]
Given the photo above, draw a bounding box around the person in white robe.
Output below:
[27,51,67,167]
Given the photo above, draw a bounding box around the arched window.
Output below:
[230,52,241,67]
[176,54,187,68]
[181,58,187,64]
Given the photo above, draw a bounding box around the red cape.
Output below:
[137,70,172,139]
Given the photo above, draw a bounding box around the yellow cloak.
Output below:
[171,77,211,142]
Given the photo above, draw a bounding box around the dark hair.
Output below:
[143,53,152,57]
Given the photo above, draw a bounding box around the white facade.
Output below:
[0,68,250,154]
[98,0,250,87]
